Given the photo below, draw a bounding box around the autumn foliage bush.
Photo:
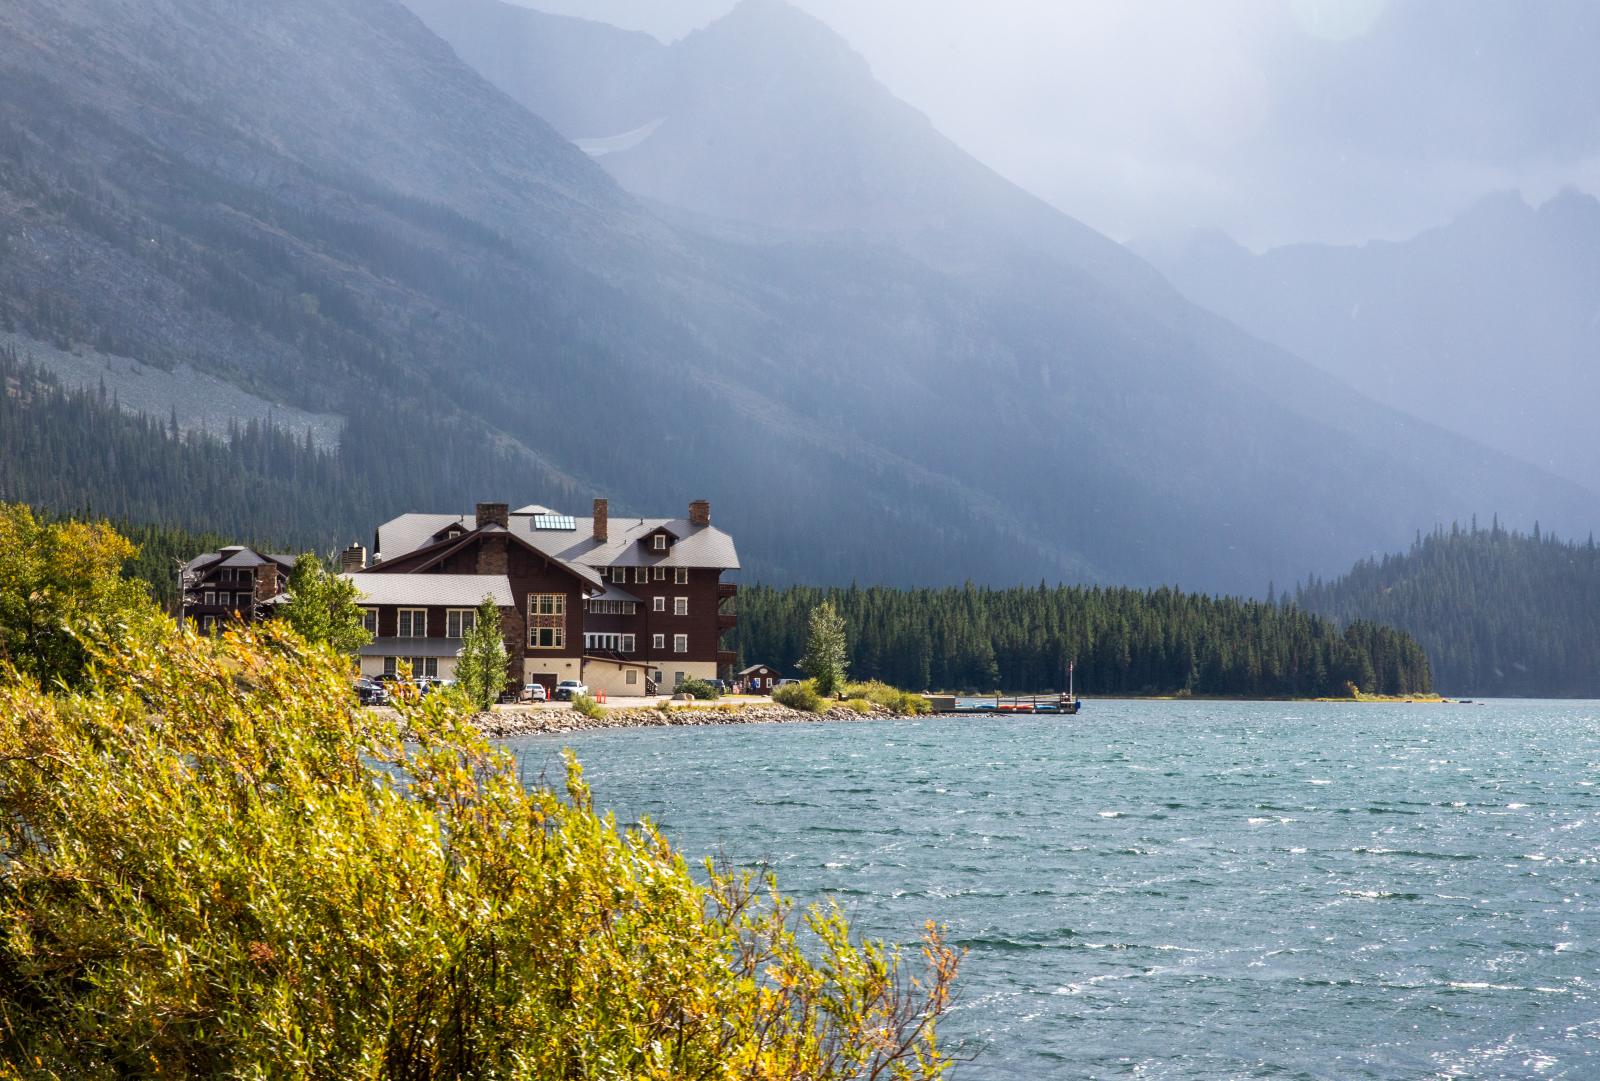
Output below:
[0,510,959,1079]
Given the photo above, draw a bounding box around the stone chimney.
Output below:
[339,542,367,573]
[689,499,711,527]
[476,502,509,529]
[593,498,609,542]
[255,563,279,604]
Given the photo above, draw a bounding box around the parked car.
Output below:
[522,682,549,703]
[353,677,389,706]
[775,678,802,687]
[702,678,729,695]
[553,679,588,702]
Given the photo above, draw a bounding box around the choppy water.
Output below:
[504,701,1600,1079]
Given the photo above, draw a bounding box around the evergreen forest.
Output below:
[734,583,1433,698]
[1297,523,1600,697]
[0,344,541,558]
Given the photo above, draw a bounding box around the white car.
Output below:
[554,680,588,701]
[523,682,548,702]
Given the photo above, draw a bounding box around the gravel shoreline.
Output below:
[469,703,904,739]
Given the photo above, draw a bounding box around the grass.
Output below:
[571,694,605,720]
[844,681,933,716]
[772,680,932,716]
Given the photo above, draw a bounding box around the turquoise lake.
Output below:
[504,701,1600,1079]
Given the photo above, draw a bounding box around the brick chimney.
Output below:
[476,502,509,529]
[593,498,609,542]
[689,499,711,527]
[339,542,367,572]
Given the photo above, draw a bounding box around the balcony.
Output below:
[718,582,738,602]
[717,650,738,671]
[717,612,738,632]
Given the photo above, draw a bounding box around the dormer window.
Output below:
[641,526,679,552]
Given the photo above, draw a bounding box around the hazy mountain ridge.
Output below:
[1140,189,1600,494]
[1,0,1595,593]
[403,0,1600,579]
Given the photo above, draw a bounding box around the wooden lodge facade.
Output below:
[348,500,740,696]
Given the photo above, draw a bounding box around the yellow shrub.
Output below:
[845,680,934,715]
[0,624,958,1078]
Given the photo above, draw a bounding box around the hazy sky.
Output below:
[517,1,1600,248]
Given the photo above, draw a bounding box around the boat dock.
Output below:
[926,694,1082,715]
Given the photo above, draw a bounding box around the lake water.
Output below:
[504,700,1600,1079]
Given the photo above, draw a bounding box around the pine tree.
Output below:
[456,596,509,711]
[278,555,371,656]
[800,601,849,697]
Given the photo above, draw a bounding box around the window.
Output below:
[626,669,638,686]
[528,593,565,649]
[397,608,427,637]
[675,568,688,585]
[653,596,665,612]
[583,632,636,654]
[634,567,648,584]
[673,671,685,686]
[383,657,397,677]
[586,600,637,616]
[203,591,215,606]
[652,633,665,650]
[361,608,378,635]
[446,608,477,638]
[674,634,688,654]
[674,597,688,616]
[653,534,667,551]
[387,657,438,678]
[654,567,665,581]
[201,615,215,632]
[218,592,231,610]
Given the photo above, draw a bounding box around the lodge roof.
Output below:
[184,547,296,575]
[375,508,739,572]
[357,638,464,659]
[589,582,642,604]
[342,573,515,608]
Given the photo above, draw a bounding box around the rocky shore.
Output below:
[469,703,903,739]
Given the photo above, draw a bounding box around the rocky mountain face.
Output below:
[1140,191,1600,495]
[2,0,1595,592]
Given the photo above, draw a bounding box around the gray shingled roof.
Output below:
[342,573,514,607]
[184,547,295,574]
[358,638,465,658]
[375,509,740,572]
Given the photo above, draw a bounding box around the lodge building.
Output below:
[179,545,295,632]
[348,499,739,696]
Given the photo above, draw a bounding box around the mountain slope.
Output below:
[403,0,1600,581]
[1299,523,1600,697]
[2,0,1597,595]
[1139,191,1600,494]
